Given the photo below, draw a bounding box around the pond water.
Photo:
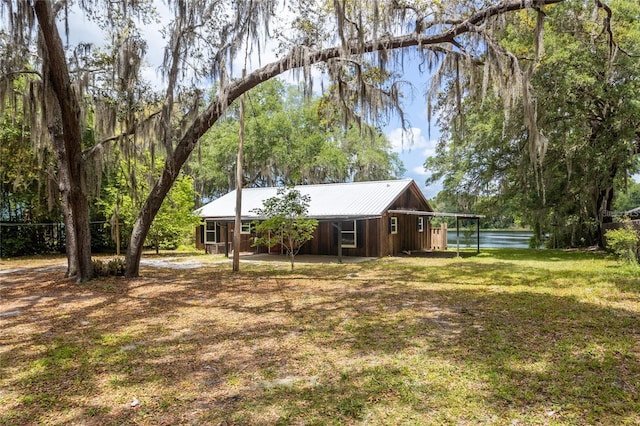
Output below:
[447,230,534,249]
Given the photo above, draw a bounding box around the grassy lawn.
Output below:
[1,249,639,425]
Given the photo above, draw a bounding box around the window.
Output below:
[390,216,398,234]
[418,217,424,233]
[205,220,217,243]
[341,220,357,248]
[240,221,252,234]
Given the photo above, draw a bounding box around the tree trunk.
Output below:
[591,124,619,248]
[233,91,246,272]
[43,64,77,277]
[289,236,295,271]
[35,0,93,282]
[595,183,616,248]
[52,126,78,277]
[125,160,182,277]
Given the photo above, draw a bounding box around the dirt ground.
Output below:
[0,255,386,424]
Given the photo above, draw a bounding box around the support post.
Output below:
[456,216,460,257]
[476,218,480,254]
[337,221,343,264]
[224,223,229,258]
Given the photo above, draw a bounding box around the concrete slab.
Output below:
[238,253,377,264]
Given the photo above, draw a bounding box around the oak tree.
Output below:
[2,0,615,279]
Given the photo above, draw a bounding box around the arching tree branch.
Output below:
[124,0,568,276]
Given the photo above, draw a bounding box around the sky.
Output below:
[65,4,444,199]
[62,3,638,208]
[381,65,442,200]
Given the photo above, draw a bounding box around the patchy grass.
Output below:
[1,249,639,425]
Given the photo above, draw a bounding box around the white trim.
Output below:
[240,221,251,234]
[204,220,217,243]
[390,216,398,234]
[418,216,424,232]
[341,220,357,248]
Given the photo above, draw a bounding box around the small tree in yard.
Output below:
[252,188,318,270]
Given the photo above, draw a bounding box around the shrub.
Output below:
[107,257,126,276]
[92,257,126,278]
[605,221,639,265]
[92,259,106,277]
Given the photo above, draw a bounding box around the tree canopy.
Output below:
[425,0,640,247]
[189,80,404,200]
[1,0,620,278]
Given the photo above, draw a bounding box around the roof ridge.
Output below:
[227,179,412,193]
[292,178,410,189]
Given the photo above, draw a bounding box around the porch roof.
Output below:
[388,209,485,219]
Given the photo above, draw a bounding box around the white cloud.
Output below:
[412,165,429,176]
[387,127,424,153]
[388,132,443,197]
[386,126,438,158]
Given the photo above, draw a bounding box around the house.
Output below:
[195,179,470,257]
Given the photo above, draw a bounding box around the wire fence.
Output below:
[0,221,117,258]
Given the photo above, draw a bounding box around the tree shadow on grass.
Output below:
[221,285,640,424]
[1,260,639,425]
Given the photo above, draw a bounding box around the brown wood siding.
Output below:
[195,225,205,250]
[197,222,257,254]
[388,184,432,212]
[297,218,382,257]
[199,215,430,257]
[380,213,390,256]
[224,224,256,253]
[364,219,379,257]
[387,214,401,255]
[383,213,430,255]
[397,214,429,251]
[384,182,433,255]
[299,222,335,256]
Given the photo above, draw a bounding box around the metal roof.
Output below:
[195,179,422,220]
